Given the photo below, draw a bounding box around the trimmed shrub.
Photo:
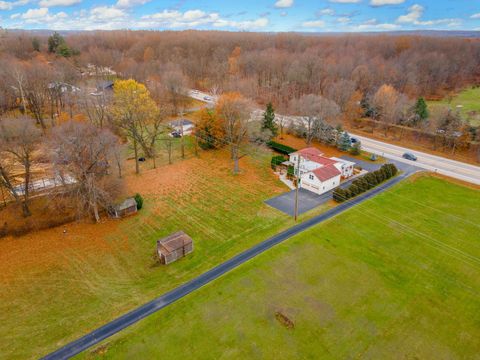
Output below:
[287,165,295,178]
[134,193,144,210]
[374,170,385,183]
[349,184,361,196]
[271,155,286,170]
[333,163,398,203]
[333,188,346,203]
[267,141,297,155]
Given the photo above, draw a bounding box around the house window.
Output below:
[293,156,296,162]
[309,174,314,180]
[333,182,336,185]
[323,186,325,190]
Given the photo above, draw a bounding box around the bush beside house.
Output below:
[333,164,398,203]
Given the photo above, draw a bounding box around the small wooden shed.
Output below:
[157,231,193,265]
[109,198,138,219]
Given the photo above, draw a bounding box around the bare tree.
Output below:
[290,94,340,146]
[0,117,42,217]
[216,93,252,174]
[163,68,189,115]
[50,121,123,223]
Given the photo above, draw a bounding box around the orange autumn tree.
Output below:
[216,92,251,174]
[194,107,224,149]
[228,46,241,75]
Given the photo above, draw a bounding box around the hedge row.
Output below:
[267,141,297,155]
[333,163,398,203]
[271,155,286,170]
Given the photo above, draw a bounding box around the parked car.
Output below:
[171,131,181,138]
[350,137,358,144]
[402,152,417,161]
[203,96,213,101]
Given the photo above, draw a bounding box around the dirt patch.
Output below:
[275,310,295,329]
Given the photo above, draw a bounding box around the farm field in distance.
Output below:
[76,175,480,360]
[1,146,334,360]
[428,87,480,126]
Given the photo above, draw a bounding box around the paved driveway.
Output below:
[266,157,420,216]
[265,188,332,216]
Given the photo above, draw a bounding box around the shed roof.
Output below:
[114,198,137,211]
[312,165,341,182]
[157,231,193,255]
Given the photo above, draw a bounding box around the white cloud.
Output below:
[370,0,404,6]
[13,7,68,24]
[38,0,80,7]
[116,0,149,9]
[396,4,423,23]
[329,0,361,3]
[337,16,351,24]
[302,20,326,28]
[317,8,335,16]
[397,4,462,27]
[274,0,293,9]
[0,0,29,11]
[471,13,480,19]
[90,6,127,20]
[140,9,268,30]
[352,18,400,31]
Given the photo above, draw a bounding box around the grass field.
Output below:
[77,175,480,359]
[0,146,334,359]
[428,87,480,126]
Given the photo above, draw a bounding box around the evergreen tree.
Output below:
[350,141,361,155]
[48,32,64,53]
[262,102,278,138]
[337,131,351,151]
[32,37,40,52]
[414,97,429,121]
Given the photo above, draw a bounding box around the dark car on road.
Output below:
[402,152,417,161]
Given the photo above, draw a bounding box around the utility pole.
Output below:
[294,153,301,221]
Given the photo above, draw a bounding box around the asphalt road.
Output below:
[188,88,480,185]
[351,133,480,185]
[42,171,413,360]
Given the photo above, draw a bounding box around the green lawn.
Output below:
[78,176,480,359]
[2,147,336,359]
[428,87,480,126]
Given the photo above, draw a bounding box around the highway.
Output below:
[352,134,480,185]
[188,89,480,185]
[42,172,413,360]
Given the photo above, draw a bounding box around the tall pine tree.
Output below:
[262,102,278,138]
[414,97,429,121]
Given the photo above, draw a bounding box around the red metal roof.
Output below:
[312,165,341,182]
[293,147,337,166]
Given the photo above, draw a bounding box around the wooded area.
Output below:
[1,30,480,230]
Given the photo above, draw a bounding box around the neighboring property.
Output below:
[157,231,194,265]
[109,197,138,219]
[288,148,355,195]
[47,82,81,94]
[168,119,195,136]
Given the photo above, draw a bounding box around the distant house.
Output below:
[168,119,195,136]
[109,198,138,219]
[47,82,80,94]
[157,231,194,265]
[289,148,355,195]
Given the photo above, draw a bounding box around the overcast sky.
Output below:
[1,0,480,32]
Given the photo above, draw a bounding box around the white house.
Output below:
[169,119,195,136]
[289,148,355,195]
